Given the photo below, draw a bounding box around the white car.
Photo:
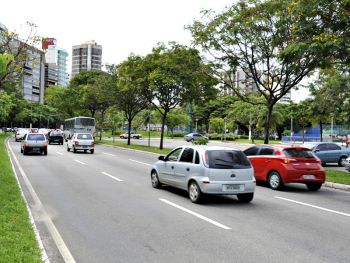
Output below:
[120,132,142,139]
[15,128,28,141]
[151,145,256,203]
[67,133,95,154]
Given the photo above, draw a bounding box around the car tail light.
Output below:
[74,141,79,145]
[24,143,29,148]
[44,143,48,147]
[91,141,95,146]
[203,151,209,167]
[281,158,297,164]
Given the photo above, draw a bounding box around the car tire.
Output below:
[306,182,322,191]
[73,146,77,153]
[151,170,162,189]
[67,145,70,152]
[338,156,347,167]
[43,149,47,155]
[237,193,254,203]
[188,181,202,203]
[20,147,23,153]
[90,149,94,154]
[268,171,283,190]
[23,149,27,155]
[84,150,87,153]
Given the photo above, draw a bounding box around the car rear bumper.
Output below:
[283,170,326,184]
[74,146,94,151]
[199,180,256,195]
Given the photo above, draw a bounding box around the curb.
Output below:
[324,182,350,191]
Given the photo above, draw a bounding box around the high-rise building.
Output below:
[43,38,69,86]
[71,40,102,78]
[0,22,45,104]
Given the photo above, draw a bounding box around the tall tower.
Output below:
[71,40,102,78]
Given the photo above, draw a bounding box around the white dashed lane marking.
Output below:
[74,160,86,165]
[101,172,123,182]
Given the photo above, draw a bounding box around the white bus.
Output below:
[63,116,96,141]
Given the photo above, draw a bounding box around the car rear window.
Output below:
[283,148,315,158]
[77,134,93,140]
[51,132,62,136]
[207,150,251,169]
[27,134,45,141]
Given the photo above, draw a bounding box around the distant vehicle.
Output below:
[21,133,48,155]
[244,144,325,191]
[184,133,208,142]
[15,128,28,141]
[38,128,51,136]
[63,116,96,141]
[301,142,350,167]
[151,145,255,203]
[67,133,95,154]
[119,132,142,139]
[48,130,64,145]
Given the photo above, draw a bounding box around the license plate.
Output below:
[223,184,244,191]
[32,148,40,151]
[303,174,315,179]
[82,146,88,148]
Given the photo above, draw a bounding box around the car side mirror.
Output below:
[158,155,165,161]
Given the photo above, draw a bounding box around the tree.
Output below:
[165,110,190,138]
[0,91,14,124]
[45,85,76,119]
[115,55,149,145]
[69,70,116,140]
[145,43,214,149]
[189,0,322,143]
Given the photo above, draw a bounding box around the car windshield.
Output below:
[77,134,93,140]
[283,148,316,158]
[207,150,251,169]
[27,134,45,141]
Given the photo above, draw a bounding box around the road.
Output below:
[8,138,350,263]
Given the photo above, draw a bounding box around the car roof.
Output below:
[248,144,312,151]
[176,145,242,152]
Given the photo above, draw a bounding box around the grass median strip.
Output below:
[325,170,350,185]
[0,134,42,262]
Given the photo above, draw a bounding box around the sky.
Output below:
[1,0,310,101]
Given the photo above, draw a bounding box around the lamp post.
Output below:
[195,118,198,132]
[224,117,227,142]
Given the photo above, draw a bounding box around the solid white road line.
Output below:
[7,140,76,263]
[101,172,123,182]
[159,198,231,230]
[56,152,64,155]
[102,152,116,157]
[129,159,152,166]
[275,196,350,217]
[74,160,86,165]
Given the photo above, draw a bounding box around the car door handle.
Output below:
[186,168,190,171]
[171,166,174,169]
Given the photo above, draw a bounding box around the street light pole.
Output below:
[195,118,198,132]
[224,117,227,142]
[331,114,334,142]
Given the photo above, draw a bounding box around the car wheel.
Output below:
[43,149,47,155]
[188,181,202,203]
[338,156,347,167]
[67,145,70,152]
[23,149,27,155]
[237,193,254,203]
[20,147,23,153]
[151,170,162,189]
[73,146,77,153]
[84,150,87,153]
[90,149,94,154]
[306,182,322,191]
[268,171,283,190]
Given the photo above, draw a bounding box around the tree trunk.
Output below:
[264,105,274,144]
[302,125,305,143]
[320,121,323,142]
[127,119,132,145]
[99,111,105,141]
[159,112,167,150]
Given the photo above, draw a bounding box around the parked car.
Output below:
[15,128,28,141]
[184,133,208,142]
[48,130,64,145]
[301,142,350,167]
[151,145,256,203]
[67,133,95,154]
[21,133,48,155]
[120,132,142,139]
[243,145,325,191]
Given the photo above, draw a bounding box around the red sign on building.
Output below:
[42,38,57,50]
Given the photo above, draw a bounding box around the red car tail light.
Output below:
[281,158,297,164]
[91,141,95,146]
[74,141,79,145]
[44,143,48,147]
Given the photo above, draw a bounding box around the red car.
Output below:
[243,145,325,191]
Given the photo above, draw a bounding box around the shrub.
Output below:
[192,137,208,145]
[167,132,187,138]
[239,135,249,139]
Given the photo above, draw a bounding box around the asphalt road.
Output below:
[7,138,350,263]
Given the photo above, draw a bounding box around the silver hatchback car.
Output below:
[151,145,256,203]
[67,133,95,154]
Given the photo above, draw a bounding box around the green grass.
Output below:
[0,134,42,263]
[100,139,171,155]
[325,170,350,185]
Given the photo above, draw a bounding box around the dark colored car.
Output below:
[48,130,64,145]
[302,142,350,167]
[243,144,325,191]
